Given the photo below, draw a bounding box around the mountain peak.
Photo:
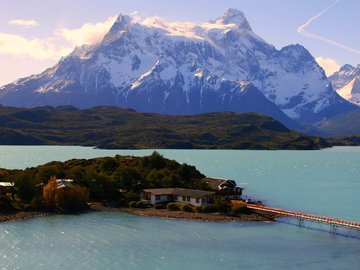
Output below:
[216,9,252,31]
[115,14,132,25]
[102,14,133,44]
[340,64,355,72]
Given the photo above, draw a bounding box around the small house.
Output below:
[0,182,15,199]
[204,177,244,200]
[55,179,74,190]
[141,188,215,206]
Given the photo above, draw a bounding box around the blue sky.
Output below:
[0,0,359,85]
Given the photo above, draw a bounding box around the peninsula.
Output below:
[0,152,276,223]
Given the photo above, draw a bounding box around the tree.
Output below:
[43,176,57,209]
[43,176,89,212]
[55,186,88,212]
[113,167,142,192]
[36,165,61,183]
[68,166,86,185]
[141,151,166,170]
[15,171,38,203]
[101,158,118,173]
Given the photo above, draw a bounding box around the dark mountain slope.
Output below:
[0,105,329,150]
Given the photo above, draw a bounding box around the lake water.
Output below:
[0,146,360,269]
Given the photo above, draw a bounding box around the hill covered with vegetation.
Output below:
[317,108,360,136]
[0,152,207,209]
[0,105,329,150]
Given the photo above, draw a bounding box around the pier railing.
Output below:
[246,204,360,233]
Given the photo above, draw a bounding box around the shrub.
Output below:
[0,195,13,211]
[213,199,231,213]
[123,192,140,204]
[202,205,216,213]
[166,202,180,211]
[55,186,89,212]
[195,206,204,213]
[231,205,249,215]
[129,201,137,208]
[154,204,165,210]
[136,201,147,208]
[182,204,193,212]
[31,196,44,210]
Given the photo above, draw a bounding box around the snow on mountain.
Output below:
[336,76,360,106]
[329,64,360,106]
[329,64,360,90]
[0,9,355,126]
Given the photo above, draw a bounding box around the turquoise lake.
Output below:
[0,146,360,269]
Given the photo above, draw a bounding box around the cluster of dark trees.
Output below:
[0,152,207,210]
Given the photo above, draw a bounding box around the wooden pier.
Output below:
[246,204,360,234]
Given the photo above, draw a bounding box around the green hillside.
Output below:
[0,105,329,150]
[318,108,360,136]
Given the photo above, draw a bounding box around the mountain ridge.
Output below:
[0,9,355,126]
[329,64,360,106]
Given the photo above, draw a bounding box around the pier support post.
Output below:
[330,224,338,234]
[298,218,305,228]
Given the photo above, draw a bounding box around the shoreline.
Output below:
[88,203,280,222]
[0,204,280,224]
[0,211,50,223]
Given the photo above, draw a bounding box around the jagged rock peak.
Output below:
[102,14,133,44]
[216,8,252,31]
[114,14,132,25]
[280,44,313,61]
[340,64,356,72]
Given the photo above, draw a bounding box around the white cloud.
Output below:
[0,33,71,60]
[56,16,116,46]
[130,11,141,23]
[315,57,341,76]
[9,19,39,28]
[0,16,117,60]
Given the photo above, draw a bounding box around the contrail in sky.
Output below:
[297,0,360,56]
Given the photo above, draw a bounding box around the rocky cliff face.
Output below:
[329,64,360,106]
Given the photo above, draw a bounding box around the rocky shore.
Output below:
[0,204,280,224]
[89,203,279,222]
[0,211,50,223]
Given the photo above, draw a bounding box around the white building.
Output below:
[141,188,215,207]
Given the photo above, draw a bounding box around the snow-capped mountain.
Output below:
[0,9,355,125]
[329,64,360,90]
[329,64,360,106]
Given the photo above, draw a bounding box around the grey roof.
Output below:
[204,177,228,190]
[142,188,176,195]
[56,179,74,189]
[204,177,243,191]
[142,188,215,198]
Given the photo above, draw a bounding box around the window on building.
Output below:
[202,198,207,203]
[182,196,186,201]
[155,195,160,200]
[196,198,200,203]
[187,196,190,202]
[174,195,178,201]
